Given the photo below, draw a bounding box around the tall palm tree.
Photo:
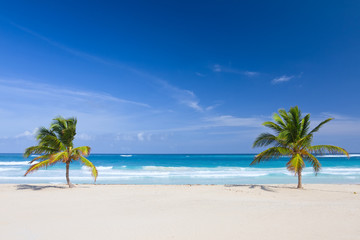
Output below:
[251,106,348,188]
[24,117,97,187]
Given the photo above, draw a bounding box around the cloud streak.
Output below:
[212,64,259,77]
[11,22,211,113]
[156,79,206,112]
[272,75,294,84]
[0,79,150,108]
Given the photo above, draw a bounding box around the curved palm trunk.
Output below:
[65,162,73,188]
[297,170,302,189]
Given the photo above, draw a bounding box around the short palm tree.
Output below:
[251,106,348,188]
[24,117,97,187]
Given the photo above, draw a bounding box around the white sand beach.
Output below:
[1,184,360,240]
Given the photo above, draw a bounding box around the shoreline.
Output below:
[1,184,360,240]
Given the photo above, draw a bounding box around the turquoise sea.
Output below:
[0,153,359,185]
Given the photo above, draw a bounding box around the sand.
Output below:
[0,184,360,240]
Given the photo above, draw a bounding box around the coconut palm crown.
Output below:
[251,106,349,188]
[24,116,97,187]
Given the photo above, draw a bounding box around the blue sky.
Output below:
[0,1,359,153]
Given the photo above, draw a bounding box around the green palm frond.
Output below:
[262,121,283,133]
[79,156,98,181]
[24,145,60,158]
[308,145,349,157]
[302,150,321,173]
[300,114,310,138]
[289,106,301,129]
[36,127,56,140]
[30,154,52,163]
[309,118,333,134]
[24,159,58,176]
[251,147,291,165]
[294,134,313,149]
[73,146,91,157]
[50,117,77,147]
[286,153,305,174]
[49,151,68,163]
[252,133,278,147]
[278,109,290,125]
[39,135,65,151]
[273,113,286,128]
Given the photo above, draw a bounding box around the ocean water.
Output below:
[0,153,359,185]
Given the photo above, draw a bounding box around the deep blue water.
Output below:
[0,153,359,184]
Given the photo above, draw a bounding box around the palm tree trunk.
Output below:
[65,162,73,188]
[297,170,302,189]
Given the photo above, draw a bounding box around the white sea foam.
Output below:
[0,161,33,166]
[81,166,113,171]
[320,167,360,175]
[0,167,20,172]
[317,154,360,158]
[137,166,291,178]
[142,166,193,171]
[1,162,360,184]
[120,155,132,157]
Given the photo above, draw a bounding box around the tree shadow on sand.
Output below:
[16,184,67,191]
[224,184,298,192]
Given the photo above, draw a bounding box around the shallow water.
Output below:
[0,153,359,184]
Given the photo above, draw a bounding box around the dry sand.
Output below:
[1,184,360,240]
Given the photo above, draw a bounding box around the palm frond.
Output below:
[73,146,91,157]
[309,118,333,134]
[252,133,278,148]
[308,145,349,157]
[41,135,65,151]
[251,147,291,165]
[289,106,301,129]
[272,113,286,128]
[50,117,77,147]
[300,114,310,138]
[294,134,313,149]
[24,145,58,158]
[278,109,290,125]
[302,150,321,173]
[36,127,56,140]
[49,151,68,163]
[262,121,283,133]
[30,154,51,163]
[79,156,98,181]
[286,153,305,174]
[24,159,59,176]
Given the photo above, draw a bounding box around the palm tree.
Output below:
[24,116,97,188]
[251,106,348,188]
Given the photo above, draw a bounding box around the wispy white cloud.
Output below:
[137,132,145,141]
[272,75,294,84]
[195,72,206,77]
[10,22,149,76]
[243,71,259,77]
[204,115,263,127]
[320,112,350,120]
[212,64,259,77]
[205,103,221,111]
[11,22,212,113]
[212,64,222,72]
[0,79,150,108]
[15,128,38,139]
[156,79,207,112]
[77,133,95,141]
[312,113,360,136]
[125,115,265,135]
